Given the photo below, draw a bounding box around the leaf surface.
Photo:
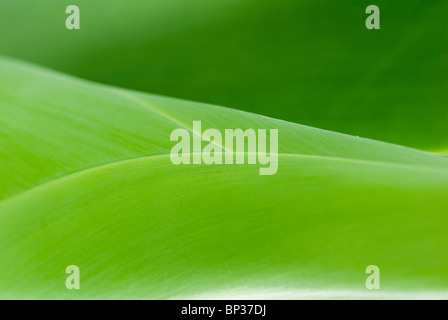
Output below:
[1,0,447,150]
[1,57,448,299]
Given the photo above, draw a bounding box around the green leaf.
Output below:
[1,0,447,150]
[1,57,448,299]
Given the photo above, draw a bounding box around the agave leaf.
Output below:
[1,57,448,299]
[1,0,447,150]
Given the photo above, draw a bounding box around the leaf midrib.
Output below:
[113,89,232,153]
[1,152,448,210]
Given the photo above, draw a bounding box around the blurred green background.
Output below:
[0,0,446,150]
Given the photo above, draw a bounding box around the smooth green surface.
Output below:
[0,0,447,150]
[1,57,448,299]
